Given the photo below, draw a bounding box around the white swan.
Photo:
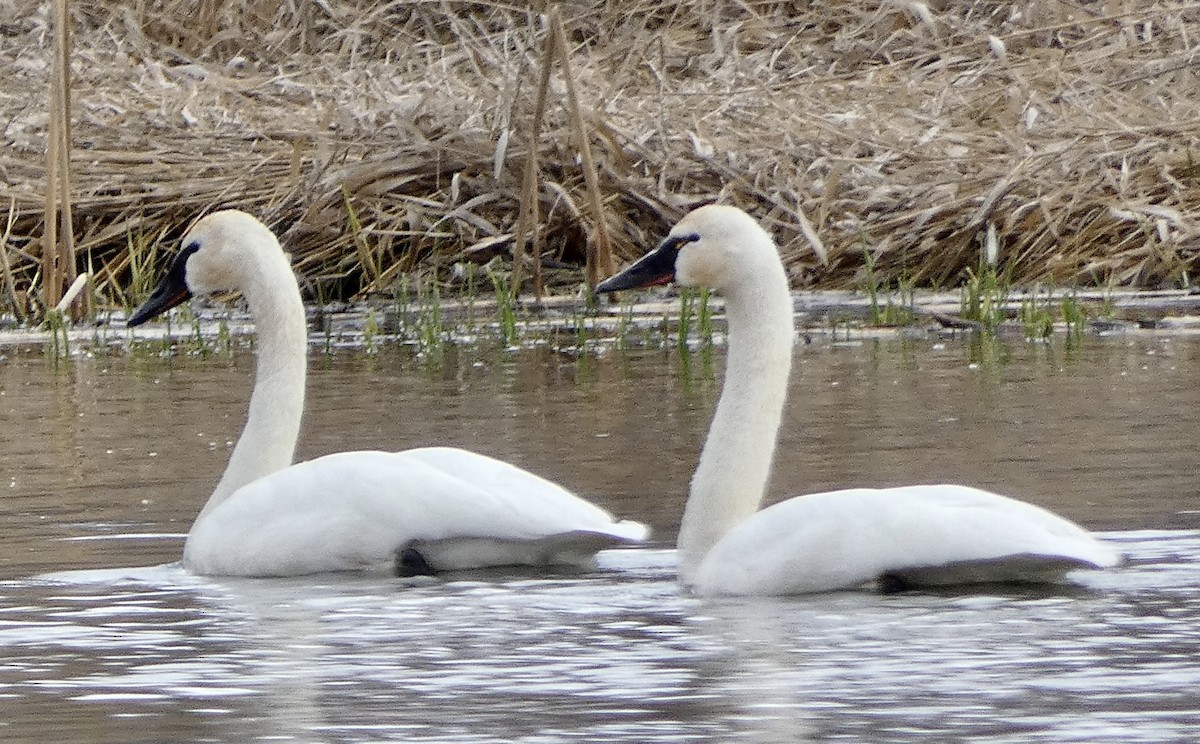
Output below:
[127,210,647,577]
[597,204,1120,595]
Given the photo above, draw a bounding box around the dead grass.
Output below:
[1,0,1200,314]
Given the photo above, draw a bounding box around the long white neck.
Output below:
[197,253,307,522]
[677,248,794,582]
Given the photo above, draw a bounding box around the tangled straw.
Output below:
[1,0,1198,315]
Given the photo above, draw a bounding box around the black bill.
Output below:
[127,244,197,327]
[595,233,696,293]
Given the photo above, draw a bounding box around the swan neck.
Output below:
[677,264,793,581]
[198,255,307,521]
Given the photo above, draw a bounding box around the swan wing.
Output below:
[183,448,647,576]
[693,485,1121,596]
[398,447,648,540]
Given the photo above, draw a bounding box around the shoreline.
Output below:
[6,287,1200,352]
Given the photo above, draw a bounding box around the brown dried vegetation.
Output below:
[2,0,1200,313]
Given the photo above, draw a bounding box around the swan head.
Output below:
[596,205,774,293]
[128,210,282,326]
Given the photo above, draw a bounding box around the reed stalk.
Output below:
[511,11,555,299]
[1018,286,1054,340]
[0,199,23,322]
[123,227,160,310]
[55,0,76,318]
[41,0,76,317]
[217,317,231,354]
[363,308,380,354]
[961,260,1010,332]
[41,92,60,313]
[44,307,68,360]
[417,276,443,350]
[677,288,696,351]
[697,287,713,346]
[613,301,630,351]
[549,8,613,289]
[488,265,518,347]
[464,263,477,332]
[863,242,885,326]
[1061,293,1087,338]
[392,276,412,337]
[342,186,381,292]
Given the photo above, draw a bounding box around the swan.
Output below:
[596,204,1121,595]
[126,209,647,577]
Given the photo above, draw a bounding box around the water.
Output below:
[2,332,1200,742]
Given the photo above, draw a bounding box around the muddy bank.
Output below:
[5,287,1200,354]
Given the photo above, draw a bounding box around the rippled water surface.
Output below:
[2,331,1200,742]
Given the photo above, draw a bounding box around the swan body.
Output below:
[693,486,1117,595]
[128,210,646,577]
[597,204,1120,595]
[183,448,646,576]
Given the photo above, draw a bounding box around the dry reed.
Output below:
[40,0,77,313]
[0,200,22,321]
[0,0,1199,315]
[511,6,557,300]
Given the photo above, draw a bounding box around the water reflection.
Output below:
[2,333,1200,741]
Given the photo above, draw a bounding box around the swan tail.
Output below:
[880,551,1119,591]
[394,529,645,576]
[609,519,652,542]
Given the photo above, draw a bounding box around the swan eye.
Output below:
[663,233,700,251]
[168,240,201,273]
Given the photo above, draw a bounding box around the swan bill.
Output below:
[596,234,696,292]
[128,242,199,326]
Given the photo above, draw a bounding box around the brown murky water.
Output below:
[2,331,1199,742]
